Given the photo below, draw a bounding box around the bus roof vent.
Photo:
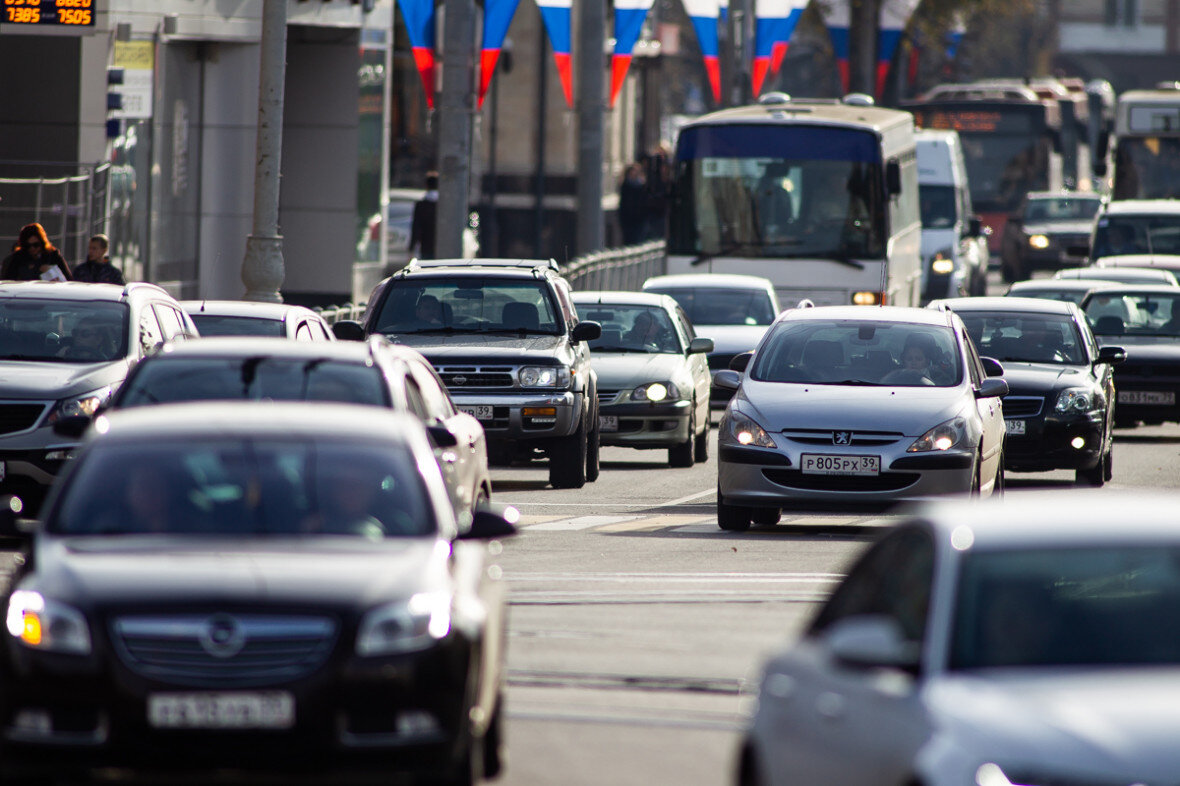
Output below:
[842,93,875,106]
[1155,81,1180,91]
[758,92,791,106]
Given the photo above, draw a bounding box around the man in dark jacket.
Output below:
[409,172,439,260]
[72,234,125,285]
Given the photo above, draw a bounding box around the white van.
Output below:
[915,129,990,303]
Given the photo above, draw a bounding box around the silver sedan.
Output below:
[714,306,1007,529]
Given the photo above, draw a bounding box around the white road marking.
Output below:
[508,571,842,583]
[659,488,717,507]
[527,515,642,531]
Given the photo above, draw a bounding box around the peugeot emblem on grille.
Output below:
[832,431,852,446]
[453,375,468,386]
[198,615,246,659]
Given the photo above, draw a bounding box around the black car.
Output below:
[1081,284,1180,427]
[334,258,602,489]
[932,297,1124,485]
[0,403,514,785]
[1000,191,1101,282]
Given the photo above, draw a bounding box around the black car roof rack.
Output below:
[399,258,560,276]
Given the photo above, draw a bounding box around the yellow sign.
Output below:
[114,41,155,72]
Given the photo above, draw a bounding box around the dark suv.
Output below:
[0,282,197,510]
[335,259,602,489]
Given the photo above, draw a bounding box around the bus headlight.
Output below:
[851,291,884,306]
[1028,234,1050,249]
[930,250,955,275]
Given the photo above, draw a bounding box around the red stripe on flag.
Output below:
[875,59,890,98]
[751,56,771,96]
[704,56,721,105]
[478,49,501,108]
[771,42,789,74]
[412,47,436,109]
[609,54,633,108]
[553,52,574,107]
[837,58,850,94]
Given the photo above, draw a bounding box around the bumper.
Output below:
[1112,381,1180,424]
[718,443,976,504]
[1003,414,1105,472]
[598,400,691,448]
[449,390,581,443]
[0,425,77,489]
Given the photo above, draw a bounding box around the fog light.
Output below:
[852,291,883,306]
[523,407,556,417]
[1029,234,1050,249]
[13,709,51,734]
[1071,436,1085,449]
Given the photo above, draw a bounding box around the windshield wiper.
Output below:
[477,328,559,336]
[689,241,777,267]
[397,326,476,335]
[828,255,866,271]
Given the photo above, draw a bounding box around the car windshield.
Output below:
[0,299,128,363]
[1083,291,1180,337]
[919,184,957,229]
[52,439,434,538]
[750,321,963,387]
[959,312,1087,364]
[645,286,776,326]
[1023,197,1101,223]
[950,546,1180,669]
[1005,286,1092,305]
[577,304,681,354]
[1093,215,1180,258]
[117,357,390,407]
[375,277,562,335]
[189,314,286,338]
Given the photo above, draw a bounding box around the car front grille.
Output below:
[112,615,338,688]
[1003,396,1044,418]
[598,389,621,405]
[0,403,49,435]
[438,366,515,388]
[780,429,904,447]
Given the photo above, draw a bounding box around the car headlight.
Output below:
[518,366,570,388]
[930,248,955,275]
[720,410,777,448]
[1028,234,1050,249]
[48,386,113,424]
[356,592,452,657]
[907,416,967,452]
[630,381,681,402]
[1055,387,1101,414]
[6,591,91,655]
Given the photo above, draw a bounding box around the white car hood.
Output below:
[590,352,688,390]
[692,324,770,356]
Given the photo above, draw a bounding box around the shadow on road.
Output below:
[492,479,552,492]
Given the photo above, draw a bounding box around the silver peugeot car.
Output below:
[714,306,1007,529]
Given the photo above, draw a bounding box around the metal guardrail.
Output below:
[560,240,666,292]
[0,163,110,267]
[315,302,366,325]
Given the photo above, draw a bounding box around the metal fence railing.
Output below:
[0,163,110,267]
[559,239,666,292]
[315,302,367,325]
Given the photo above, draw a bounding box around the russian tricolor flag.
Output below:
[820,0,851,94]
[537,0,574,107]
[479,0,523,108]
[610,0,655,108]
[946,11,966,60]
[876,0,920,98]
[770,0,807,75]
[396,0,436,109]
[682,0,721,104]
[751,0,786,96]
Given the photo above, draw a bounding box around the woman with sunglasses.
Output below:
[1,223,71,281]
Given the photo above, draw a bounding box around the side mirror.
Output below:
[729,351,753,372]
[1095,345,1126,365]
[571,321,602,343]
[885,160,902,196]
[980,357,1004,378]
[52,415,92,439]
[967,216,984,238]
[331,320,367,342]
[713,370,742,391]
[976,378,1009,399]
[825,615,920,671]
[459,502,520,541]
[688,337,714,355]
[427,424,459,448]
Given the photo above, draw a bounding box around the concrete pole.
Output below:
[436,0,476,259]
[242,0,288,303]
[848,0,880,97]
[726,0,749,107]
[576,0,606,255]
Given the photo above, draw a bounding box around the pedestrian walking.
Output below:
[409,171,439,260]
[618,163,648,245]
[72,234,126,285]
[1,223,70,281]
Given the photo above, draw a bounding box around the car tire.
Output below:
[694,415,710,463]
[994,452,1005,497]
[717,489,752,532]
[482,694,505,779]
[586,414,601,483]
[752,507,780,526]
[1076,450,1108,487]
[1104,443,1114,482]
[969,453,982,497]
[669,411,696,468]
[549,418,588,489]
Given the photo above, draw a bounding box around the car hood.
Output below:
[994,362,1091,393]
[590,353,688,389]
[735,380,967,436]
[30,536,450,611]
[1106,341,1180,360]
[927,669,1180,782]
[693,324,770,356]
[0,360,128,400]
[1023,220,1094,236]
[387,332,567,360]
[1097,253,1180,271]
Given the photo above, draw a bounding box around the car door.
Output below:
[409,359,488,517]
[964,330,1004,484]
[673,305,710,430]
[759,526,937,786]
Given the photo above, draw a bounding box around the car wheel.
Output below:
[717,488,752,532]
[1076,451,1107,487]
[1104,444,1114,482]
[970,453,982,497]
[669,410,696,468]
[993,452,1005,497]
[694,414,710,463]
[549,419,588,489]
[752,507,780,526]
[482,694,505,779]
[586,414,601,483]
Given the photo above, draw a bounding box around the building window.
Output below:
[1105,0,1139,27]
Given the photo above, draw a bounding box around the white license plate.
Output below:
[1005,419,1026,435]
[148,692,295,730]
[599,415,618,432]
[461,406,495,420]
[1118,390,1176,406]
[800,454,880,476]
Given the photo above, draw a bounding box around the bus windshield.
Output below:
[1113,137,1180,200]
[958,134,1052,213]
[669,125,886,260]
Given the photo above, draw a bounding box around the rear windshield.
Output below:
[0,299,128,363]
[645,287,776,326]
[190,314,286,338]
[52,439,433,538]
[118,357,390,407]
[375,277,563,336]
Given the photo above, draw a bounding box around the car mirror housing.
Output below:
[460,502,520,541]
[427,424,459,449]
[52,415,92,439]
[1095,345,1126,365]
[332,320,367,342]
[688,337,714,355]
[979,357,1004,378]
[729,351,753,372]
[824,615,920,672]
[976,378,1009,399]
[713,370,742,391]
[571,321,602,343]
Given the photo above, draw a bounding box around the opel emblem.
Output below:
[453,375,468,386]
[198,614,246,659]
[832,431,852,446]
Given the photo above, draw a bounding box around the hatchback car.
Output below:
[102,337,491,523]
[180,300,333,341]
[1000,190,1101,282]
[713,306,1007,530]
[740,491,1180,786]
[0,403,514,785]
[931,297,1124,485]
[573,291,713,467]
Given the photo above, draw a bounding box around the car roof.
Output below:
[572,291,674,308]
[933,296,1075,315]
[1100,200,1180,216]
[179,300,319,320]
[1008,279,1119,291]
[778,305,954,328]
[0,281,150,302]
[1079,283,1180,297]
[1024,190,1101,201]
[391,259,557,280]
[641,273,775,291]
[1055,266,1176,281]
[147,335,406,361]
[93,401,424,445]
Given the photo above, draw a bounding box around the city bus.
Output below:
[665,93,922,309]
[1111,83,1180,201]
[904,81,1066,255]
